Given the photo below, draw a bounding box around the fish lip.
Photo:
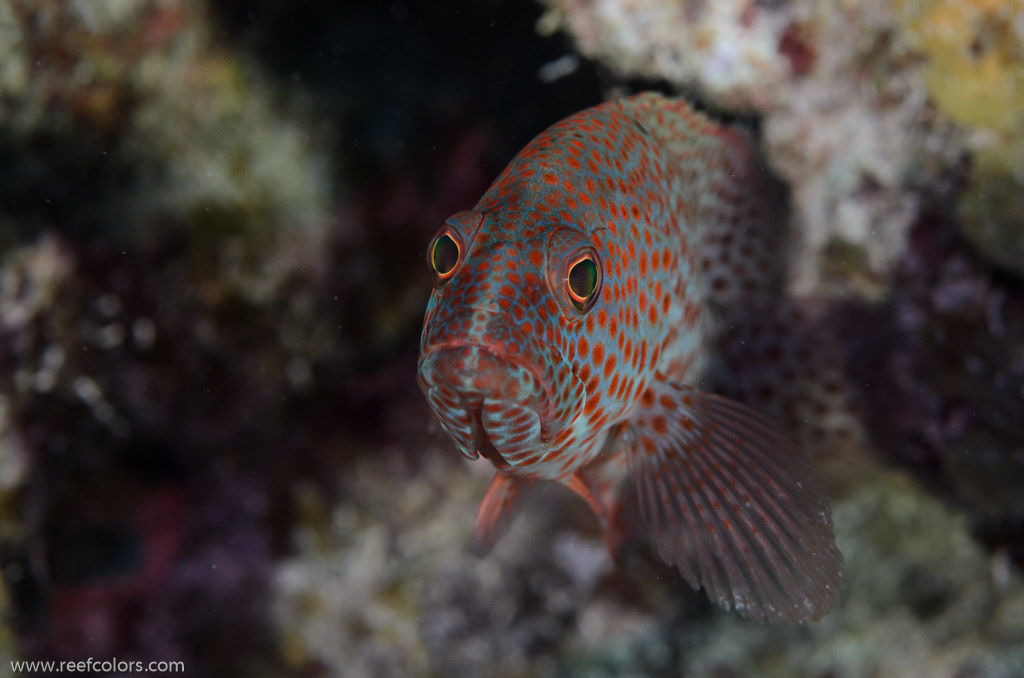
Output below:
[420,340,553,418]
[474,415,512,469]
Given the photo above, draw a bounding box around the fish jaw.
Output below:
[419,344,549,466]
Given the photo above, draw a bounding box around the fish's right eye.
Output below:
[429,231,461,285]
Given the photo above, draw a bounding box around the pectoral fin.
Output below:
[625,378,843,622]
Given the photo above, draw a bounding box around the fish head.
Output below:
[418,209,602,473]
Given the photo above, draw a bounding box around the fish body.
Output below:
[418,93,842,622]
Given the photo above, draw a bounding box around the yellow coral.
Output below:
[898,0,1024,276]
[897,0,1024,132]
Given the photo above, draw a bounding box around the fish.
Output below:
[417,92,843,622]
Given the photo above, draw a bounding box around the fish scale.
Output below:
[418,92,843,622]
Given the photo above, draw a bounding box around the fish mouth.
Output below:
[418,343,550,414]
[419,344,549,463]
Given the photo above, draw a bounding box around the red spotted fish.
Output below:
[417,93,843,622]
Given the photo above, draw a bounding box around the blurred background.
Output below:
[0,0,1022,676]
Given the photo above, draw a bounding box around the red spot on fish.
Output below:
[603,354,616,378]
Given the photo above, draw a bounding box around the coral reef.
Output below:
[845,212,1024,563]
[897,0,1024,132]
[894,0,1024,277]
[0,232,302,671]
[0,0,1021,676]
[0,0,333,301]
[0,0,337,672]
[273,448,1024,678]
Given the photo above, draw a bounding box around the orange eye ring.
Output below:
[429,231,461,284]
[566,253,600,313]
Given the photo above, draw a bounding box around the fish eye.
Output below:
[429,231,461,284]
[566,253,600,313]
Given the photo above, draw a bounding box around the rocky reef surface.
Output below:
[0,0,1022,677]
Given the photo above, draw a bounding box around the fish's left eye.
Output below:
[566,254,600,313]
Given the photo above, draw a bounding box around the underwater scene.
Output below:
[1,0,1023,676]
